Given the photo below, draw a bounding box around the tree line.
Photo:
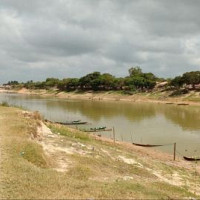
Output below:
[169,71,200,89]
[5,67,200,92]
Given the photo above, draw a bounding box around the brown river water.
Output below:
[0,93,200,156]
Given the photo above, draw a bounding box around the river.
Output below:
[1,93,200,157]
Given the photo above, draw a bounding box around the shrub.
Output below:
[169,89,189,97]
[1,101,9,107]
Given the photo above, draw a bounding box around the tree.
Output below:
[170,76,184,88]
[34,81,45,89]
[57,79,68,91]
[45,78,59,88]
[182,71,200,89]
[24,80,34,89]
[124,76,144,90]
[126,67,156,91]
[57,78,79,91]
[113,78,124,90]
[143,73,157,81]
[128,66,142,77]
[7,81,19,85]
[99,73,116,90]
[79,72,101,90]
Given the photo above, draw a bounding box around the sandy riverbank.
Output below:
[1,87,200,106]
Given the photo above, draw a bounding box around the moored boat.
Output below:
[72,120,81,123]
[177,103,189,106]
[183,156,200,161]
[132,142,164,147]
[90,126,106,131]
[56,121,88,125]
[82,127,112,132]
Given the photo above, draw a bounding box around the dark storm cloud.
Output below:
[0,0,200,83]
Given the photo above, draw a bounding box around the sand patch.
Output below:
[152,170,183,186]
[118,155,143,167]
[35,122,94,172]
[37,122,53,137]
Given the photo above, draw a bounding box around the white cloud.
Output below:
[0,0,200,83]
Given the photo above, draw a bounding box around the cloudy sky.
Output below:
[0,0,200,83]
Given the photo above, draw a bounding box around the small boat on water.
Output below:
[90,126,106,131]
[82,127,112,132]
[177,103,189,106]
[56,121,88,125]
[132,142,164,147]
[183,156,200,161]
[72,120,81,123]
[84,129,113,132]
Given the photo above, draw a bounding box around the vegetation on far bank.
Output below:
[5,67,200,96]
[0,106,200,199]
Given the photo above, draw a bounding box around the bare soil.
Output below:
[1,88,200,106]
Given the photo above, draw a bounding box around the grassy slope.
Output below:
[0,106,199,199]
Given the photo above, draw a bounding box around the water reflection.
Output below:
[44,100,157,122]
[1,93,200,132]
[0,93,200,155]
[162,105,200,131]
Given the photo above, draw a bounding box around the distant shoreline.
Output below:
[1,88,200,106]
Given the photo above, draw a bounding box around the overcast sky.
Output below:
[1,0,200,83]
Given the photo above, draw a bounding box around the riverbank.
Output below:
[1,87,200,106]
[0,105,200,198]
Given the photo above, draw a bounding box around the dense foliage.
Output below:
[169,71,200,89]
[4,68,200,92]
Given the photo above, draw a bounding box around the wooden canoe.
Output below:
[56,121,88,125]
[132,142,164,147]
[72,120,81,123]
[90,126,106,131]
[83,128,112,132]
[183,156,200,161]
[177,103,189,106]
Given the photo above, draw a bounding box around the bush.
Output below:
[169,89,189,97]
[1,101,9,107]
[122,90,135,95]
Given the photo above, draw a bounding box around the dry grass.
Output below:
[0,106,199,199]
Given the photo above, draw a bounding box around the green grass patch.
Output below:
[152,182,196,198]
[48,124,91,141]
[67,165,94,180]
[98,180,168,199]
[5,135,49,169]
[184,97,200,102]
[0,101,9,107]
[21,142,49,168]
